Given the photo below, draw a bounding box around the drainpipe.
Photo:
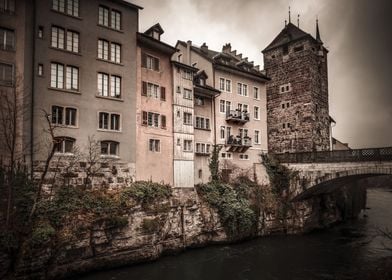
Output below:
[30,0,36,175]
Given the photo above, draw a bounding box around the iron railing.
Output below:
[271,147,392,163]
[226,110,250,123]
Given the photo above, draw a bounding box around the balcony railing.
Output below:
[271,147,392,163]
[226,110,250,124]
[226,135,252,152]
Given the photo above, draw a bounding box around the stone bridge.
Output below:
[272,147,392,201]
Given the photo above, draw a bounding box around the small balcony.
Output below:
[226,110,250,124]
[226,135,252,153]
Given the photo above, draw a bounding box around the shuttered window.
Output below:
[141,53,160,71]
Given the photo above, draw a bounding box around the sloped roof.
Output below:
[144,23,164,35]
[177,41,269,81]
[263,23,316,53]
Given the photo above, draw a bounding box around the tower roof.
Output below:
[263,22,318,53]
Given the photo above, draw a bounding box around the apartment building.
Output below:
[0,0,142,174]
[176,41,269,179]
[136,24,176,184]
[0,0,34,164]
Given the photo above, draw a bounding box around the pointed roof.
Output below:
[263,22,317,53]
[144,23,164,36]
[316,19,322,43]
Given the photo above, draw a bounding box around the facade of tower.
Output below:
[263,22,331,153]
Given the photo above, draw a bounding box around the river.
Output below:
[78,188,392,280]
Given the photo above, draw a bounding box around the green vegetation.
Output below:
[141,218,160,234]
[261,154,296,194]
[196,180,257,239]
[208,145,222,182]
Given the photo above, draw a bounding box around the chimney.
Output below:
[186,40,192,65]
[222,43,231,54]
[201,42,208,53]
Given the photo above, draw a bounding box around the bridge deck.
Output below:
[272,147,392,164]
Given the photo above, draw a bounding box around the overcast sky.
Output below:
[132,0,392,149]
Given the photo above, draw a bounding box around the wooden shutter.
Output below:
[160,87,166,101]
[142,111,148,126]
[161,115,166,129]
[142,81,147,96]
[141,53,147,68]
[153,57,160,71]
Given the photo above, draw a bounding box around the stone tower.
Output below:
[263,20,330,153]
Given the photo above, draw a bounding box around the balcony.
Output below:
[226,110,249,124]
[226,135,252,153]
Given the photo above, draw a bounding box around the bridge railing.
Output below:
[271,147,392,163]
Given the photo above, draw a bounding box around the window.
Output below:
[148,82,159,98]
[0,28,14,51]
[54,137,75,154]
[221,153,232,159]
[51,106,78,127]
[98,39,109,60]
[142,53,160,71]
[198,169,202,179]
[98,40,121,63]
[282,123,291,129]
[111,75,121,98]
[254,106,260,120]
[149,139,160,152]
[51,26,79,53]
[38,26,44,39]
[219,100,225,113]
[280,83,292,93]
[101,141,119,156]
[237,83,248,96]
[282,101,291,109]
[51,106,63,125]
[195,96,204,106]
[99,6,121,29]
[219,78,225,91]
[65,107,77,126]
[98,6,109,27]
[183,88,192,100]
[254,130,260,144]
[0,0,15,13]
[66,66,79,90]
[38,64,43,76]
[239,154,249,160]
[99,112,120,131]
[182,70,193,80]
[51,26,65,49]
[111,10,121,30]
[143,112,163,128]
[183,140,193,152]
[111,42,121,63]
[0,63,13,86]
[141,81,165,100]
[66,30,79,53]
[97,73,121,98]
[195,117,210,130]
[225,79,231,92]
[50,63,64,88]
[183,112,192,125]
[220,126,225,139]
[196,143,211,154]
[254,87,260,99]
[53,0,79,17]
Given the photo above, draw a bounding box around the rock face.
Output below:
[6,185,366,280]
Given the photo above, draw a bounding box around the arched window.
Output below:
[100,141,119,156]
[54,137,75,154]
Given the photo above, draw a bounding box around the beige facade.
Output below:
[31,0,140,171]
[136,25,176,184]
[176,41,269,179]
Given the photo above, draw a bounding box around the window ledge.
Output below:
[51,9,82,20]
[97,24,124,34]
[53,124,79,129]
[100,155,120,160]
[54,152,75,157]
[49,87,81,95]
[97,129,122,133]
[96,58,123,66]
[194,128,211,131]
[96,95,124,102]
[49,46,81,56]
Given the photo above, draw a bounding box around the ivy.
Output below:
[261,154,296,194]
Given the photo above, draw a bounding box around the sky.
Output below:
[132,0,392,149]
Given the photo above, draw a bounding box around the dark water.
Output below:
[78,188,392,280]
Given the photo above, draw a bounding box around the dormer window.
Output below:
[152,30,160,40]
[199,78,205,86]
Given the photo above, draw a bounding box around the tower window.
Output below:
[279,83,292,94]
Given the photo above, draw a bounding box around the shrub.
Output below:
[121,181,172,207]
[141,218,160,234]
[31,223,55,247]
[261,154,295,194]
[196,181,256,238]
